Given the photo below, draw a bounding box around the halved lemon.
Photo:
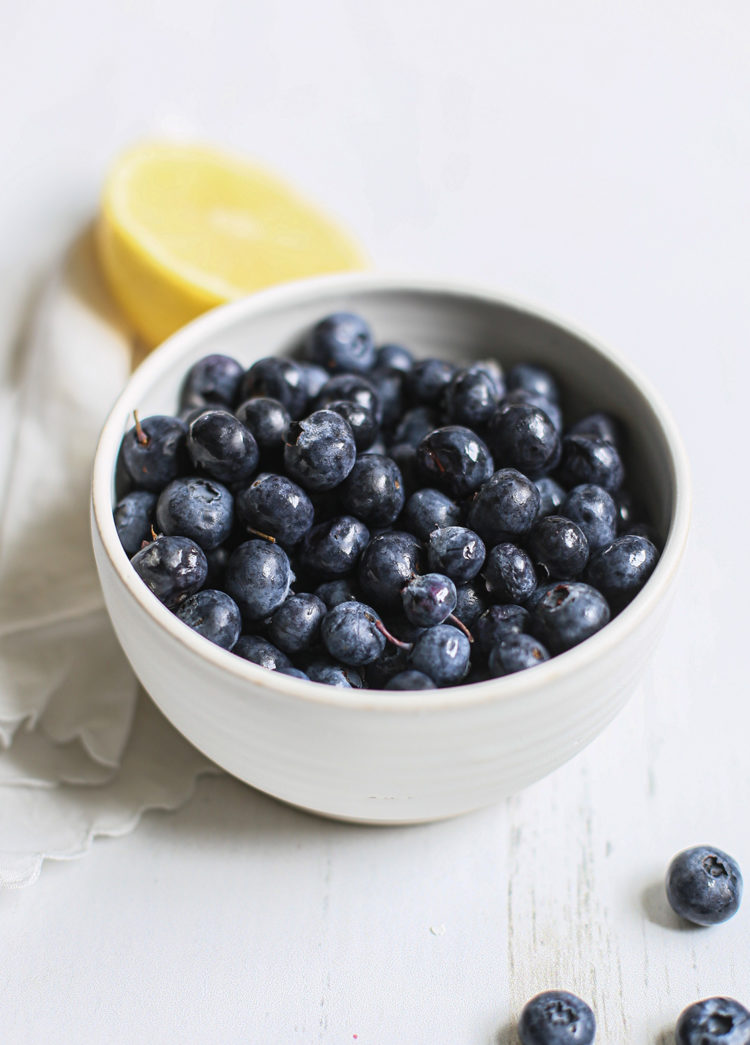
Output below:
[97,142,367,347]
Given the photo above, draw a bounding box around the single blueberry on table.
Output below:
[358,531,424,611]
[306,660,364,688]
[321,600,387,666]
[427,526,486,582]
[187,410,259,485]
[401,573,457,628]
[376,342,414,373]
[507,362,560,404]
[156,477,234,550]
[223,539,294,621]
[486,402,561,478]
[454,580,488,627]
[179,353,244,411]
[406,358,457,405]
[314,373,383,425]
[238,356,308,419]
[301,515,370,577]
[130,536,207,608]
[234,397,291,460]
[269,593,327,655]
[527,516,589,580]
[385,670,436,690]
[562,484,617,554]
[283,410,357,491]
[402,487,461,541]
[174,589,242,650]
[535,476,566,517]
[475,604,531,654]
[558,433,624,493]
[518,989,596,1045]
[121,414,188,493]
[666,845,743,926]
[488,633,550,676]
[585,534,658,611]
[567,411,622,447]
[233,635,292,672]
[676,997,750,1045]
[306,311,376,373]
[530,582,610,653]
[314,577,358,608]
[392,405,438,448]
[235,472,314,547]
[466,468,541,545]
[114,490,157,557]
[340,454,405,527]
[325,399,379,451]
[482,543,537,603]
[416,425,494,498]
[442,365,502,428]
[408,624,471,686]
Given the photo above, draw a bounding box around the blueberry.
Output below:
[402,488,461,541]
[376,343,414,372]
[187,410,259,484]
[358,531,424,611]
[486,403,561,478]
[314,578,358,608]
[535,476,566,517]
[568,411,622,447]
[489,633,549,676]
[427,526,486,582]
[364,641,410,688]
[518,989,595,1045]
[401,573,457,628]
[454,580,488,627]
[340,454,405,527]
[368,368,404,428]
[224,540,294,621]
[236,472,314,547]
[385,670,436,690]
[269,593,327,655]
[276,666,310,681]
[676,998,750,1045]
[179,353,244,411]
[283,410,357,491]
[298,362,329,399]
[114,490,157,556]
[130,536,207,608]
[234,397,290,459]
[362,435,388,456]
[233,635,292,671]
[585,534,658,610]
[388,443,420,497]
[408,624,471,686]
[301,516,370,576]
[442,365,502,428]
[466,468,541,545]
[306,311,376,373]
[475,605,531,654]
[531,582,610,653]
[393,405,439,447]
[666,846,743,926]
[121,414,188,493]
[507,363,560,404]
[306,660,364,688]
[238,357,308,418]
[314,373,383,425]
[325,400,379,451]
[416,425,494,498]
[406,358,457,405]
[483,543,537,602]
[502,389,563,433]
[174,589,242,650]
[156,477,234,550]
[321,600,387,666]
[558,434,624,492]
[527,516,589,579]
[561,484,617,554]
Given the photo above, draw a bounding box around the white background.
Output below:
[2,2,750,1042]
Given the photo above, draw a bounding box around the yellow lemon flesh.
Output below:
[97,142,366,347]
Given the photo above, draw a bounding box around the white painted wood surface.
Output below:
[2,2,749,1041]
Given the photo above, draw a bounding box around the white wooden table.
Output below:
[2,2,749,1041]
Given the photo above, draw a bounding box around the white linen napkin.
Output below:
[0,229,218,888]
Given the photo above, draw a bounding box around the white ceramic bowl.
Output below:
[91,274,690,824]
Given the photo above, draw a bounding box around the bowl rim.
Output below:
[91,272,691,712]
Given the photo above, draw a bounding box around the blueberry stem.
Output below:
[372,618,413,651]
[448,614,474,643]
[248,528,276,543]
[149,524,159,542]
[133,410,149,446]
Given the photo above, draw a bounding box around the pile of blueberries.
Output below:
[114,310,660,689]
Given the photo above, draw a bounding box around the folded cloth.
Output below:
[0,229,217,888]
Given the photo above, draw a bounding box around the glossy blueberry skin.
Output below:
[276,666,310,680]
[269,593,327,655]
[475,604,531,654]
[174,589,242,650]
[454,581,488,627]
[507,363,560,404]
[321,600,387,666]
[236,472,314,547]
[340,454,405,527]
[156,477,234,551]
[518,990,595,1045]
[406,358,457,405]
[121,415,188,493]
[531,582,610,653]
[483,543,537,603]
[283,410,357,492]
[535,476,566,517]
[442,365,502,428]
[358,531,424,611]
[306,311,376,374]
[562,484,617,554]
[427,526,485,582]
[417,425,494,498]
[224,539,294,621]
[586,534,658,611]
[114,490,157,556]
[233,635,292,671]
[466,468,541,545]
[298,362,329,400]
[306,660,364,688]
[568,411,621,447]
[408,624,471,686]
[527,516,589,580]
[314,578,358,608]
[676,997,750,1045]
[187,410,259,484]
[325,400,378,451]
[386,670,436,690]
[376,343,414,373]
[238,357,308,418]
[234,397,290,459]
[666,846,743,926]
[401,573,457,627]
[402,488,461,541]
[301,516,370,577]
[558,434,624,492]
[179,353,244,411]
[130,536,207,608]
[487,402,561,479]
[393,405,438,447]
[501,389,563,433]
[368,367,404,429]
[314,373,383,425]
[488,633,550,676]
